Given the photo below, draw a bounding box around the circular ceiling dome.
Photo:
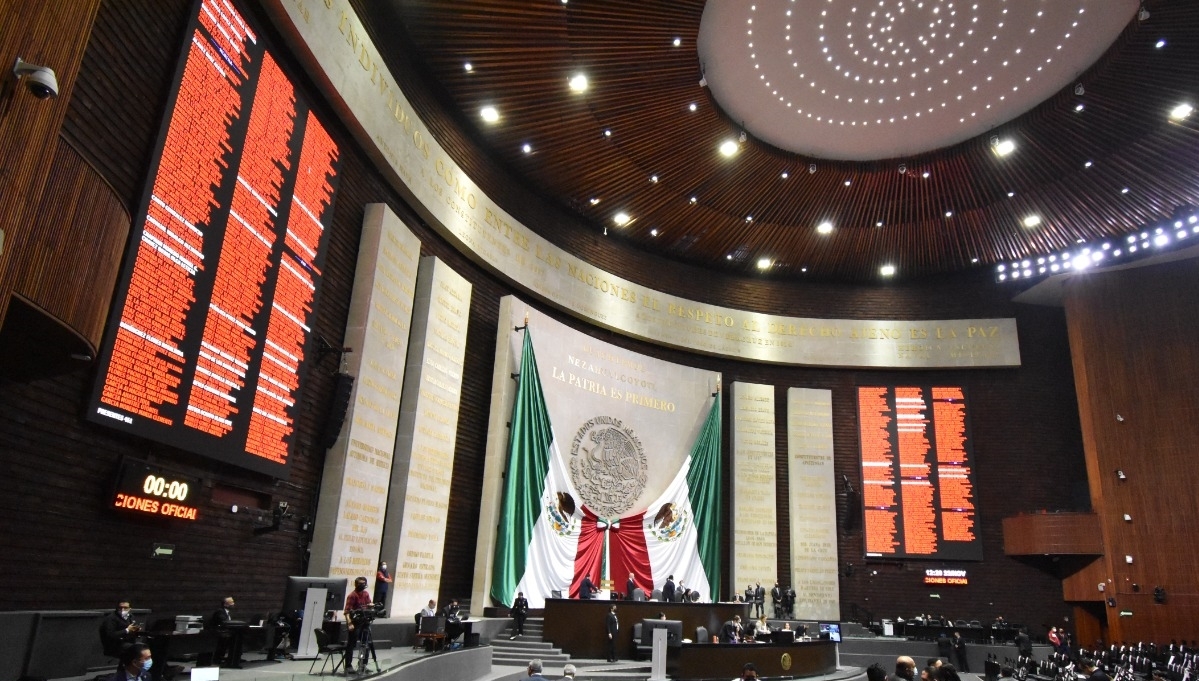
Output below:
[698,0,1137,160]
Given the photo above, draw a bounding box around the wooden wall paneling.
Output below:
[1062,557,1108,603]
[0,0,103,327]
[1002,513,1103,556]
[1064,259,1199,643]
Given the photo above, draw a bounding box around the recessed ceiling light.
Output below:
[650,228,659,237]
[589,197,600,205]
[1170,103,1193,120]
[745,215,753,222]
[1074,104,1084,112]
[993,139,1016,156]
[1084,161,1093,168]
[880,264,896,276]
[757,258,773,270]
[613,212,631,226]
[1156,39,1167,48]
[781,171,789,179]
[971,258,979,263]
[689,103,697,112]
[816,221,834,234]
[650,175,658,183]
[603,129,612,137]
[876,221,883,227]
[844,179,852,186]
[569,74,588,93]
[719,139,739,157]
[480,106,499,123]
[522,143,532,154]
[1121,187,1130,194]
[945,211,954,218]
[922,171,930,178]
[673,37,682,47]
[1023,215,1042,228]
[464,62,473,72]
[726,254,733,260]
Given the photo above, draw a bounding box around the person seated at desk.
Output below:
[209,596,245,669]
[420,599,437,618]
[113,643,153,681]
[752,615,772,641]
[737,662,759,680]
[442,598,464,644]
[721,615,744,643]
[101,600,142,657]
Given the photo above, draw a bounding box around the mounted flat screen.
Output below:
[857,386,982,561]
[87,0,342,477]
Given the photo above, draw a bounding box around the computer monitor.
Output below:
[773,629,796,644]
[641,619,684,648]
[819,622,842,642]
[282,576,348,619]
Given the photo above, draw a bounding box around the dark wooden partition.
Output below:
[1064,258,1199,643]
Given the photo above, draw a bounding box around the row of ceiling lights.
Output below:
[469,32,1191,280]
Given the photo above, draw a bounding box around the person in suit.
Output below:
[753,582,765,618]
[374,561,393,607]
[886,656,916,681]
[113,643,153,681]
[936,631,953,662]
[442,598,463,644]
[743,583,754,605]
[526,658,548,680]
[952,631,970,672]
[605,605,620,662]
[511,591,529,639]
[771,581,782,617]
[721,615,744,643]
[1014,628,1032,659]
[626,572,637,600]
[100,600,142,657]
[208,596,244,668]
[783,585,796,617]
[662,575,676,603]
[580,574,596,599]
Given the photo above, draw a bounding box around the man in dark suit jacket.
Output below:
[626,572,637,600]
[1014,628,1032,658]
[580,574,596,599]
[721,615,744,643]
[754,582,766,618]
[662,575,676,603]
[511,591,529,639]
[209,596,244,668]
[771,582,782,617]
[605,605,620,662]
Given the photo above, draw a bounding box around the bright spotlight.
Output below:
[480,105,500,123]
[719,140,739,157]
[1171,103,1194,120]
[569,74,589,92]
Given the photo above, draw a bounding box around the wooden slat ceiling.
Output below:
[355,0,1199,283]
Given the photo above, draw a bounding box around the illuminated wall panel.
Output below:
[858,385,982,561]
[88,0,342,477]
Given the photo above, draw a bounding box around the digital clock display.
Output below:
[113,459,201,521]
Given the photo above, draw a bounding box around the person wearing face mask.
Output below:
[101,600,142,657]
[343,576,373,672]
[375,561,393,609]
[114,643,153,681]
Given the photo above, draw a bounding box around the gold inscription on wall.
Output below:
[268,0,1022,368]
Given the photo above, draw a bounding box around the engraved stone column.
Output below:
[731,382,778,603]
[308,204,420,580]
[380,256,472,616]
[787,387,840,620]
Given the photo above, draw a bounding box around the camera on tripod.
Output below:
[349,603,383,626]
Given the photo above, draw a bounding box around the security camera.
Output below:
[13,58,59,99]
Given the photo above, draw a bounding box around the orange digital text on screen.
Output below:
[114,493,199,521]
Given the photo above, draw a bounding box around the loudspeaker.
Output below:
[843,489,861,534]
[319,372,355,449]
[1153,587,1167,604]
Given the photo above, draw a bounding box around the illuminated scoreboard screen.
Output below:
[87,0,342,478]
[857,386,982,561]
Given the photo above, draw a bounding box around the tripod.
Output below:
[349,618,380,675]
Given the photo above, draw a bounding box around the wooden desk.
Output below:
[542,598,751,660]
[669,640,837,681]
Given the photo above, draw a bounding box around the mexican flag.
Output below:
[490,328,582,608]
[490,328,722,607]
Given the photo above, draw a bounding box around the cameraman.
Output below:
[343,577,373,672]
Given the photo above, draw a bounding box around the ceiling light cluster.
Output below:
[997,213,1199,283]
